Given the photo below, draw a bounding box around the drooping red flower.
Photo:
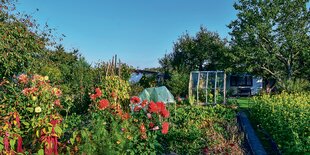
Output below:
[161,122,169,134]
[148,101,158,113]
[98,99,109,110]
[161,108,170,118]
[95,88,102,97]
[17,136,23,153]
[141,100,148,107]
[4,132,9,151]
[130,96,140,104]
[18,74,28,84]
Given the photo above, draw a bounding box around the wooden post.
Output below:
[188,72,192,97]
[224,73,227,104]
[205,72,209,105]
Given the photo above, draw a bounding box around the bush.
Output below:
[0,74,64,154]
[250,92,310,154]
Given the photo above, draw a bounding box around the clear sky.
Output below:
[16,0,237,69]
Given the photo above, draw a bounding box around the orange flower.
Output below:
[140,123,146,133]
[122,113,130,120]
[18,74,28,84]
[161,122,169,134]
[98,99,109,110]
[130,96,140,104]
[111,92,117,100]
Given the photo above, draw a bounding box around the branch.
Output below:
[260,65,282,82]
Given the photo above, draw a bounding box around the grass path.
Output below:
[232,97,280,155]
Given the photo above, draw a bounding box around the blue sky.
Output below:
[17,0,237,69]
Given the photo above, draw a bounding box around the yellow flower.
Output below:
[134,119,138,122]
[116,140,121,144]
[35,107,42,113]
[44,76,49,81]
[32,95,37,101]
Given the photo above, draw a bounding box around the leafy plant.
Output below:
[250,92,310,154]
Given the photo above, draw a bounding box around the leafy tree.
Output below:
[228,0,310,89]
[159,27,229,74]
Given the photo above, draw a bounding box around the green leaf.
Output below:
[26,107,34,113]
[38,149,44,155]
[10,139,16,149]
[54,126,62,134]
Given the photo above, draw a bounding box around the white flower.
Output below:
[35,107,42,113]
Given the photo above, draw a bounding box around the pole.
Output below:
[205,72,209,105]
[224,73,227,104]
[214,71,217,105]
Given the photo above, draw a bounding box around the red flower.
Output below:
[98,99,109,110]
[148,101,158,113]
[134,106,141,112]
[161,122,169,134]
[90,94,96,100]
[156,102,165,112]
[149,122,155,128]
[52,88,62,97]
[161,108,170,118]
[122,113,130,120]
[130,96,140,104]
[141,100,148,107]
[18,74,28,84]
[95,88,102,97]
[54,99,61,107]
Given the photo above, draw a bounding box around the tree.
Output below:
[159,27,229,74]
[159,27,229,97]
[228,0,310,89]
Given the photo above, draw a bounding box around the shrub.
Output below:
[0,74,64,154]
[250,92,310,154]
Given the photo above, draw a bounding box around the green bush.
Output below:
[250,92,310,154]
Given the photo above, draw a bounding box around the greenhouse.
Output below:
[189,71,226,105]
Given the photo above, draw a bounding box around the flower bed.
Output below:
[0,74,245,154]
[159,105,244,154]
[250,93,310,154]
